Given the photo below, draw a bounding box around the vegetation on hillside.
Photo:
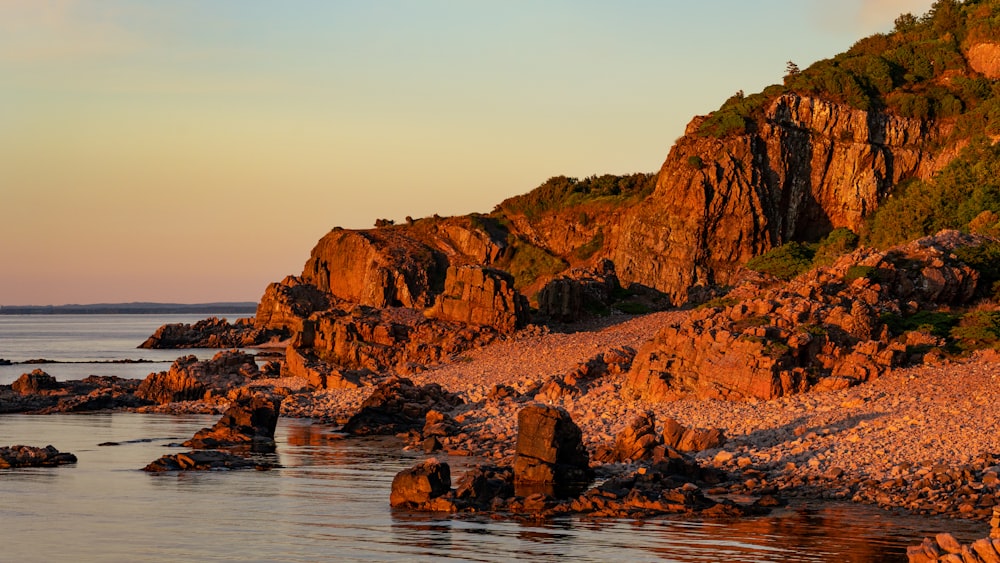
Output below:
[745,228,860,280]
[697,0,1000,138]
[495,173,655,219]
[863,139,1000,247]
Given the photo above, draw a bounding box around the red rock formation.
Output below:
[512,404,592,495]
[11,369,61,395]
[183,393,283,451]
[612,93,958,304]
[254,275,331,334]
[968,42,1000,79]
[426,265,527,333]
[536,259,620,322]
[0,445,77,469]
[136,350,260,404]
[390,458,452,508]
[627,231,982,402]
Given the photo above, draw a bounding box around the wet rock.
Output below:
[0,445,77,469]
[341,378,462,436]
[11,369,62,395]
[142,450,270,472]
[140,317,274,349]
[390,458,452,508]
[512,404,593,496]
[183,393,283,452]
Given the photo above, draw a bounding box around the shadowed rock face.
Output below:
[0,445,77,469]
[512,404,593,497]
[341,377,463,436]
[183,393,283,451]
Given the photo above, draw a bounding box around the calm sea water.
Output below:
[0,315,988,562]
[0,314,249,385]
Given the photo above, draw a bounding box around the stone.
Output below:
[607,411,660,462]
[536,260,620,323]
[0,445,77,469]
[512,404,593,496]
[11,369,61,395]
[183,393,283,452]
[390,458,452,508]
[661,417,725,452]
[341,378,462,436]
[139,317,272,349]
[142,450,268,472]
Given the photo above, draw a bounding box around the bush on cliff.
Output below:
[496,173,655,218]
[745,242,815,280]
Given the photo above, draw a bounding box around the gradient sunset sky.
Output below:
[1,0,934,306]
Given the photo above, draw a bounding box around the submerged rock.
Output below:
[0,445,77,469]
[142,450,271,472]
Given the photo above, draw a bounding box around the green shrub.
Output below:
[813,228,859,266]
[687,155,705,170]
[574,230,604,260]
[745,242,816,280]
[881,310,960,338]
[496,173,656,218]
[844,265,878,283]
[950,310,1000,350]
[501,241,568,289]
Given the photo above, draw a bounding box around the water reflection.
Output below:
[0,413,988,563]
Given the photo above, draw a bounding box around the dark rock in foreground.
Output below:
[0,445,77,469]
[183,393,283,452]
[390,458,452,508]
[512,404,593,497]
[1,373,148,414]
[142,450,271,472]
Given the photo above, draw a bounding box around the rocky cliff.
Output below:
[611,92,960,304]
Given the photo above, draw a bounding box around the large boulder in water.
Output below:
[183,393,283,452]
[512,404,593,496]
[390,458,452,508]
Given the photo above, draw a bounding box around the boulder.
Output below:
[254,275,331,334]
[536,259,620,322]
[142,450,270,472]
[512,404,593,496]
[389,458,452,508]
[183,393,283,451]
[662,417,726,452]
[607,411,661,462]
[11,369,62,395]
[426,265,528,333]
[341,378,463,436]
[0,445,77,469]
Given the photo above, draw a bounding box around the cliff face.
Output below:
[611,93,957,303]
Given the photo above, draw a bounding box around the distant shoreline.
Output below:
[0,302,258,315]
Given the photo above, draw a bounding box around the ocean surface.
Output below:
[0,314,987,562]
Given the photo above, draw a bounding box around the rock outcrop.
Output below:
[628,231,982,402]
[512,404,593,496]
[136,350,260,405]
[183,393,283,451]
[613,92,955,305]
[11,369,61,395]
[139,317,273,349]
[254,275,331,334]
[0,445,77,469]
[426,265,527,333]
[536,259,621,322]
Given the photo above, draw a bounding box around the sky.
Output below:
[0,0,936,306]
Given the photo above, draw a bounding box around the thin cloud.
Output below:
[0,0,143,63]
[812,0,936,36]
